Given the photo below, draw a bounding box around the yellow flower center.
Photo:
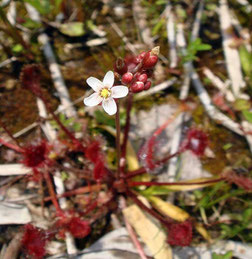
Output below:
[100,88,111,99]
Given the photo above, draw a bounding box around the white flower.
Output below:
[84,71,129,115]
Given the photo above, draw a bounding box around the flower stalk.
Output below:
[115,101,121,178]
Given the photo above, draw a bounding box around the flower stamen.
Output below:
[100,88,111,99]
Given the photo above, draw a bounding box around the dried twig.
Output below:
[106,17,137,55]
[230,10,251,52]
[191,0,205,41]
[2,232,23,259]
[0,164,30,176]
[219,0,246,97]
[203,67,235,102]
[6,1,16,26]
[165,4,177,68]
[134,78,176,100]
[177,23,244,136]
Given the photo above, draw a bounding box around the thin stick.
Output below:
[219,0,245,97]
[106,17,137,55]
[165,3,177,68]
[134,78,176,100]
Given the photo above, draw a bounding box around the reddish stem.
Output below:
[128,177,224,187]
[125,151,180,179]
[125,167,146,179]
[44,185,102,201]
[121,93,133,172]
[115,101,121,179]
[126,189,172,225]
[0,138,23,153]
[44,171,64,217]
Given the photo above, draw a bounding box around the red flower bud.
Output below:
[131,81,144,93]
[142,46,159,69]
[114,57,127,75]
[138,51,147,59]
[137,73,148,83]
[143,55,158,68]
[144,80,152,90]
[122,72,133,85]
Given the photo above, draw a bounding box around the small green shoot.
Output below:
[222,143,232,150]
[242,110,252,123]
[181,38,212,63]
[212,251,233,259]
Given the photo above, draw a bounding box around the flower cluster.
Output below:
[115,46,159,93]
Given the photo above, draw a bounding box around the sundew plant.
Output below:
[0,0,252,258]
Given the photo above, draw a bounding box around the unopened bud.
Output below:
[142,55,158,68]
[142,47,159,69]
[114,57,127,75]
[121,72,133,85]
[131,81,144,93]
[138,51,147,59]
[144,80,152,90]
[137,73,148,83]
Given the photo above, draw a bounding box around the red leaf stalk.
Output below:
[121,92,133,173]
[139,108,183,171]
[0,138,23,153]
[222,170,252,191]
[128,178,224,187]
[44,171,64,217]
[44,184,102,201]
[125,151,180,179]
[126,190,172,225]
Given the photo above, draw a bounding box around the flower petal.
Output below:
[84,93,102,106]
[86,77,103,92]
[102,97,117,115]
[103,71,114,88]
[111,85,129,98]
